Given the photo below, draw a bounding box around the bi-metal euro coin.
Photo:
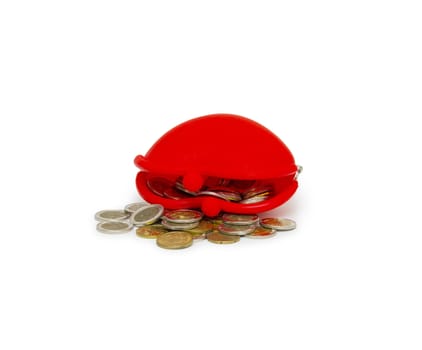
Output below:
[95,210,130,222]
[156,231,193,250]
[130,204,164,226]
[164,209,203,224]
[245,226,277,239]
[222,214,259,226]
[218,223,256,236]
[161,218,199,231]
[96,221,133,234]
[260,218,296,231]
[124,202,149,214]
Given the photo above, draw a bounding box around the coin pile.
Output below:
[147,176,273,204]
[95,202,296,250]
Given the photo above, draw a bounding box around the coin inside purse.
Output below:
[135,171,298,217]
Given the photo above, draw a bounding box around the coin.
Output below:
[95,210,130,222]
[245,226,277,239]
[207,230,240,244]
[222,214,259,226]
[136,225,168,239]
[243,185,272,199]
[164,209,203,223]
[124,202,149,214]
[211,217,224,228]
[147,177,173,197]
[198,190,242,202]
[130,204,164,226]
[218,223,256,236]
[189,232,207,241]
[156,231,193,249]
[260,218,296,231]
[96,221,133,234]
[161,218,199,231]
[239,194,269,204]
[186,220,214,235]
[163,187,190,200]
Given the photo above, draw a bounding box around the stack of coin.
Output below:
[95,202,296,249]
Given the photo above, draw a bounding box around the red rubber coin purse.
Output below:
[134,113,300,217]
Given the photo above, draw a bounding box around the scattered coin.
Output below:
[218,223,256,236]
[189,232,207,241]
[222,213,259,226]
[161,218,199,231]
[130,204,164,226]
[186,220,214,235]
[136,225,168,239]
[156,231,193,249]
[164,209,203,223]
[96,221,133,234]
[207,230,240,244]
[124,202,149,214]
[245,226,277,239]
[260,218,296,231]
[95,210,130,222]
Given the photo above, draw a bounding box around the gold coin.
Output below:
[156,231,193,249]
[136,226,168,239]
[206,230,240,244]
[189,232,207,241]
[186,220,214,235]
[211,218,224,228]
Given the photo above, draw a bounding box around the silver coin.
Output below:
[198,190,242,202]
[96,221,133,234]
[124,202,149,214]
[130,204,164,226]
[218,223,256,236]
[239,195,269,204]
[260,218,296,231]
[161,218,199,231]
[95,209,130,222]
[222,214,259,226]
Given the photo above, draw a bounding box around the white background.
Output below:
[1,1,421,349]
